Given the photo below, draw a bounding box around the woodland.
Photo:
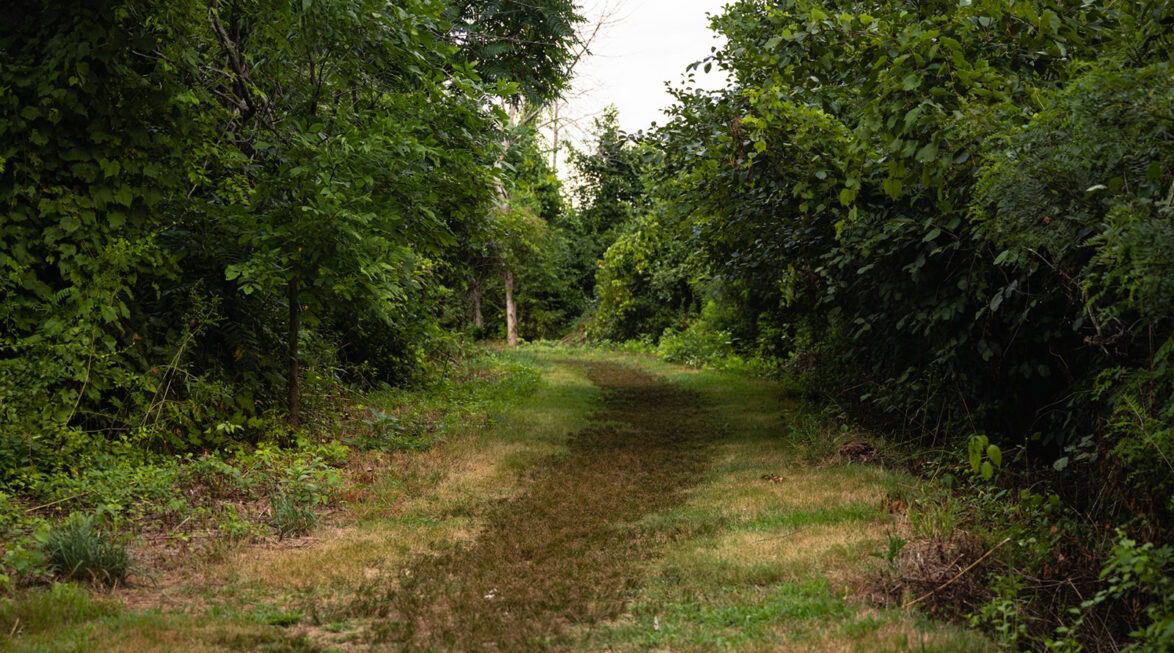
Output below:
[0,1,1171,651]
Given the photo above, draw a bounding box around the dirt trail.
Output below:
[382,361,709,651]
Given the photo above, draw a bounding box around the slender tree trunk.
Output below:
[471,278,484,329]
[287,277,301,426]
[504,268,518,347]
[550,102,560,171]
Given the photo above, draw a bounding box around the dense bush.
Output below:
[0,0,583,483]
[587,1,1172,648]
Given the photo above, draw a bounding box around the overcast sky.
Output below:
[550,0,730,175]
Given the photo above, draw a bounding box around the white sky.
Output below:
[548,0,730,176]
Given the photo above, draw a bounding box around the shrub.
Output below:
[43,514,129,586]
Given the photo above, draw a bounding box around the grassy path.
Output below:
[384,362,709,650]
[2,349,995,652]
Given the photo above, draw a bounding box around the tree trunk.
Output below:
[471,278,484,329]
[504,268,518,347]
[287,277,301,426]
[550,101,560,171]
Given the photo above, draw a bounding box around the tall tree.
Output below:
[447,0,584,345]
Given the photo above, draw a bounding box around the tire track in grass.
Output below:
[381,361,709,651]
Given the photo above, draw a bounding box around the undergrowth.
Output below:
[43,514,129,586]
[0,348,541,595]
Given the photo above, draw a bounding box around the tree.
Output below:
[199,0,490,423]
[567,106,647,298]
[447,0,585,345]
[590,3,1172,645]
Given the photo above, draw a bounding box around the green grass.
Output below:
[43,515,130,587]
[1,346,996,652]
[1,350,601,652]
[598,580,848,649]
[517,345,993,652]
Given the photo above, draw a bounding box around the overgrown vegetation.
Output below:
[0,0,586,592]
[3,0,1172,650]
[0,0,585,487]
[1,349,563,648]
[583,1,1172,649]
[43,514,130,587]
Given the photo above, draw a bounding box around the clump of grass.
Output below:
[44,514,130,586]
[270,494,317,539]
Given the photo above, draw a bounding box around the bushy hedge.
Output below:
[591,1,1172,648]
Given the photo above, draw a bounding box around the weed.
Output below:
[270,494,317,539]
[183,454,253,500]
[873,531,909,572]
[218,504,257,541]
[43,513,129,586]
[972,574,1030,650]
[909,498,961,540]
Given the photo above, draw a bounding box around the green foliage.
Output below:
[1051,531,1174,652]
[966,435,1002,481]
[566,107,649,298]
[586,1,1172,647]
[43,514,130,586]
[972,574,1031,651]
[0,0,584,550]
[657,321,737,370]
[594,210,702,342]
[446,0,583,105]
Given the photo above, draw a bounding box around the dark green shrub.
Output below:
[43,514,130,586]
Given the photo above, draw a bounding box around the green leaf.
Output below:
[915,141,938,163]
[980,461,994,480]
[114,186,134,207]
[987,444,1002,467]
